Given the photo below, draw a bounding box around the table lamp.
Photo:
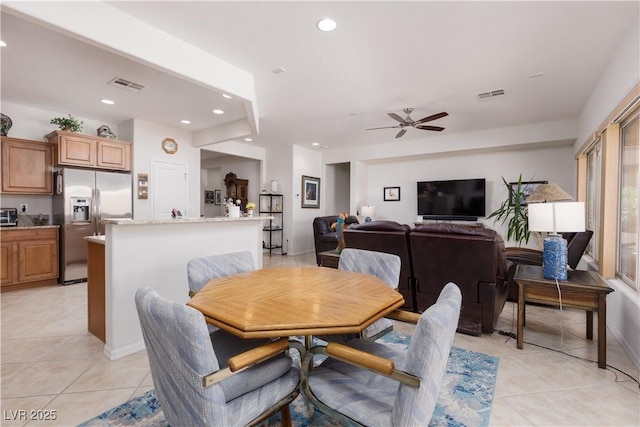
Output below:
[528,201,585,280]
[361,205,375,222]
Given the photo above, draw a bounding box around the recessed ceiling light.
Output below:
[312,142,320,146]
[222,93,232,99]
[181,120,191,124]
[244,138,253,142]
[212,109,224,115]
[317,18,337,32]
[101,99,115,105]
[0,41,6,47]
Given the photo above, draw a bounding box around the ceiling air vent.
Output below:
[476,88,505,101]
[108,77,146,93]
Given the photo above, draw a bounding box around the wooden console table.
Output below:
[514,264,613,368]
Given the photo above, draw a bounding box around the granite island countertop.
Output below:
[101,216,273,226]
[1,225,60,230]
[84,235,106,245]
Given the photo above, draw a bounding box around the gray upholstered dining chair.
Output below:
[187,251,255,296]
[301,282,461,427]
[338,248,402,341]
[135,287,299,427]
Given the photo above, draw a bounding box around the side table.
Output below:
[318,250,340,269]
[513,264,614,368]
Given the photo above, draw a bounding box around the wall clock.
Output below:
[162,138,178,154]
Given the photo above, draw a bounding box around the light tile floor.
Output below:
[1,252,638,426]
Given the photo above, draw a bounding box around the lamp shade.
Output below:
[361,205,375,222]
[528,202,585,234]
[525,183,573,203]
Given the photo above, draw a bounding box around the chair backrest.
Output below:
[338,248,401,288]
[135,287,227,426]
[342,221,413,307]
[187,251,254,294]
[563,230,593,270]
[392,282,462,425]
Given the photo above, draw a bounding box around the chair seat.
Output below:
[227,368,300,425]
[308,339,406,427]
[211,330,292,402]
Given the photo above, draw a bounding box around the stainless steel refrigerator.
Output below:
[53,168,132,284]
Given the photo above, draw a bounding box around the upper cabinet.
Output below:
[46,131,131,171]
[1,137,53,194]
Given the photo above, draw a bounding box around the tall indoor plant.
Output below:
[487,174,532,246]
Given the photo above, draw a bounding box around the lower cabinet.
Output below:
[0,228,59,290]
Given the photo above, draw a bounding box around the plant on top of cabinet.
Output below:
[50,114,83,133]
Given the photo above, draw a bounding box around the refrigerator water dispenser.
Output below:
[71,198,91,222]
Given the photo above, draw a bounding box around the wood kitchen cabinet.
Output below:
[0,227,59,290]
[1,137,54,194]
[46,130,132,171]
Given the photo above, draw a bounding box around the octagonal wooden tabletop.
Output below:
[187,267,405,339]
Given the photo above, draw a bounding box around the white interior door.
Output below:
[152,160,187,219]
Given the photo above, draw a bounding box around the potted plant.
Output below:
[487,174,532,246]
[50,114,83,133]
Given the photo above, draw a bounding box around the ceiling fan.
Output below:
[367,108,448,138]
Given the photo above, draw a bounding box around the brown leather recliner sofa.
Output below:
[410,223,512,335]
[341,220,512,335]
[313,215,360,265]
[341,221,414,311]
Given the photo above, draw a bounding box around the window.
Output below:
[617,110,639,289]
[586,142,601,260]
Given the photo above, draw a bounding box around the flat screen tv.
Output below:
[417,178,486,221]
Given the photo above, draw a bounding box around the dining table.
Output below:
[186,266,405,345]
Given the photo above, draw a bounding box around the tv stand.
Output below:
[421,215,478,222]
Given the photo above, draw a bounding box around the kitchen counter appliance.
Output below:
[0,207,18,227]
[53,168,132,284]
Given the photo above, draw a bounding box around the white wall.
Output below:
[201,155,261,207]
[324,163,350,215]
[363,144,575,246]
[291,145,323,255]
[129,119,199,219]
[575,16,640,369]
[200,167,223,217]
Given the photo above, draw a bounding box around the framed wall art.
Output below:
[214,189,222,205]
[301,175,320,208]
[384,186,401,201]
[509,180,548,206]
[204,190,215,204]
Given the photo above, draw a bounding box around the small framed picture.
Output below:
[301,175,320,208]
[204,190,215,204]
[214,189,222,205]
[384,186,401,201]
[509,181,548,206]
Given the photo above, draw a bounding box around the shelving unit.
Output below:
[259,193,284,256]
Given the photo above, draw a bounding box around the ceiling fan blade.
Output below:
[413,112,449,125]
[395,129,407,138]
[415,125,445,132]
[366,125,401,130]
[388,113,405,123]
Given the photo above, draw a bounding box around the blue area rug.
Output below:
[79,332,498,427]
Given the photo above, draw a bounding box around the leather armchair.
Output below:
[342,220,415,311]
[409,223,512,335]
[312,215,359,265]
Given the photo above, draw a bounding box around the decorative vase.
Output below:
[1,113,12,136]
[247,209,254,217]
[336,217,345,253]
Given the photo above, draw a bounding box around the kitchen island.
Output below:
[94,216,272,360]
